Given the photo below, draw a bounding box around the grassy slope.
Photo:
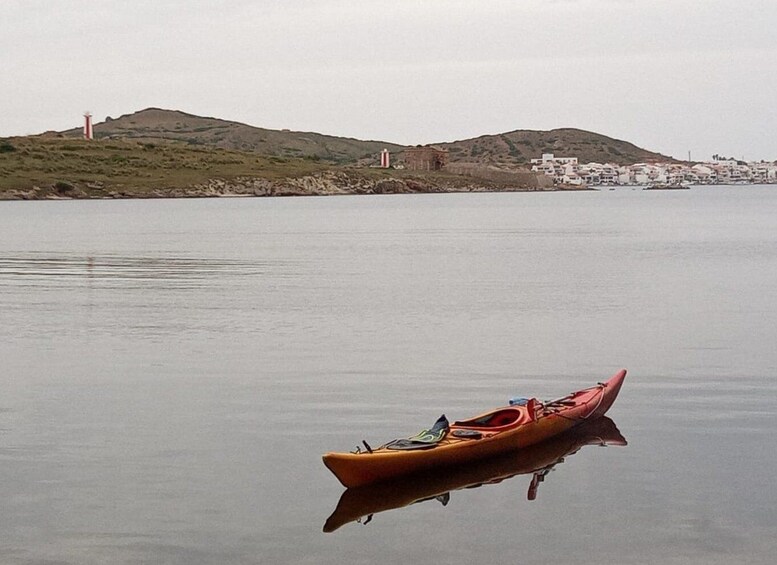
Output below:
[0,136,328,196]
[0,136,485,198]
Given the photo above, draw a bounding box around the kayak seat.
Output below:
[453,408,524,430]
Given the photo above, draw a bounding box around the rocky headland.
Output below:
[2,169,572,201]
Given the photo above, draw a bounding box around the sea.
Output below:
[1,185,776,564]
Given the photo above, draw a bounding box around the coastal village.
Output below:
[528,153,777,187]
[388,143,776,189]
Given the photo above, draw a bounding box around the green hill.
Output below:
[61,108,404,164]
[59,109,672,168]
[440,128,673,166]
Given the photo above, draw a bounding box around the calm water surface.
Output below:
[1,186,776,564]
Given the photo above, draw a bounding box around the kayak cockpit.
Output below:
[452,405,533,431]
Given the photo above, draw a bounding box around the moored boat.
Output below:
[643,182,690,190]
[322,369,627,488]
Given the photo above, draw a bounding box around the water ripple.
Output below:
[0,253,297,290]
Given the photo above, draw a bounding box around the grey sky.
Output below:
[1,0,775,160]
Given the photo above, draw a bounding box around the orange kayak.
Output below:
[323,369,626,488]
[324,416,626,532]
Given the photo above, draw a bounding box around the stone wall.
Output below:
[446,163,554,189]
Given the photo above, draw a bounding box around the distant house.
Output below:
[530,153,578,166]
[403,146,449,171]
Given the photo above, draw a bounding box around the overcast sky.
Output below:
[1,0,775,161]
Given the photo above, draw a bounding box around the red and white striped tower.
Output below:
[380,148,390,168]
[83,112,93,140]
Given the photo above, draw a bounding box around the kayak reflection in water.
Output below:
[323,416,627,533]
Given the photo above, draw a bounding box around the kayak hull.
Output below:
[323,369,626,488]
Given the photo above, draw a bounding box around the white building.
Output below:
[530,153,579,166]
[531,153,582,184]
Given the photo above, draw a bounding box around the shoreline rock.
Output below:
[0,171,568,201]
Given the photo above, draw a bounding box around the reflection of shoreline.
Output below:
[323,417,627,533]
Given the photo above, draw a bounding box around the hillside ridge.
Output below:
[439,127,672,166]
[56,108,672,166]
[61,108,404,164]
